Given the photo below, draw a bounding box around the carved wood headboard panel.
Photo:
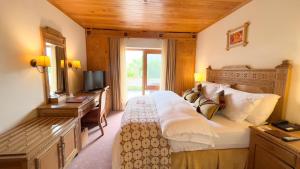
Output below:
[206,60,291,122]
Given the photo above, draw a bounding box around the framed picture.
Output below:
[226,22,249,50]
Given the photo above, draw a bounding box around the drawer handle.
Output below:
[62,142,66,165]
[58,139,66,169]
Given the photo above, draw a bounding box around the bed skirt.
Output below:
[171,148,248,169]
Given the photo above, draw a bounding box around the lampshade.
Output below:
[194,72,205,82]
[60,60,65,68]
[35,56,51,67]
[71,60,81,69]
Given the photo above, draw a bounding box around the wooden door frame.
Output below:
[126,48,161,95]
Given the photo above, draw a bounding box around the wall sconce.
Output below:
[60,60,65,68]
[68,60,81,69]
[30,56,51,73]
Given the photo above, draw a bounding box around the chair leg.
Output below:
[98,122,104,136]
[103,116,108,127]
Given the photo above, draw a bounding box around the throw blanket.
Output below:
[120,96,171,169]
[151,91,218,145]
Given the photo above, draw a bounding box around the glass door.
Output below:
[126,50,143,99]
[125,49,162,99]
[144,50,162,95]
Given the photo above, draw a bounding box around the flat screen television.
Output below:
[83,70,105,91]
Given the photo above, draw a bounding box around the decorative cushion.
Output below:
[183,90,200,103]
[194,95,220,120]
[182,84,202,103]
[193,91,224,120]
[217,90,226,109]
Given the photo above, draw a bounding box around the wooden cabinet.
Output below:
[37,93,101,151]
[0,117,78,169]
[254,145,293,169]
[248,126,300,169]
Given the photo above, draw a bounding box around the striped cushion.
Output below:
[182,84,203,103]
[183,90,200,103]
[194,90,224,119]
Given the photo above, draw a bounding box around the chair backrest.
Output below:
[99,86,109,117]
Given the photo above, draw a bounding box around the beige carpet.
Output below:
[68,111,123,169]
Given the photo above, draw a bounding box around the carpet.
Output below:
[67,111,123,169]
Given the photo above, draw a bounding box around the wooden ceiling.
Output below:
[48,0,251,33]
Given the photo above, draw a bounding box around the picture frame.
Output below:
[226,22,249,50]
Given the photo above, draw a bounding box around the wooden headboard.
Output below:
[206,60,291,122]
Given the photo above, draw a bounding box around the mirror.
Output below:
[41,27,69,102]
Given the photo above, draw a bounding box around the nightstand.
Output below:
[248,125,300,169]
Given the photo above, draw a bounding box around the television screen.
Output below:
[83,70,105,91]
[83,71,94,91]
[93,71,104,90]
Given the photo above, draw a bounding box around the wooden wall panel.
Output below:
[86,32,112,111]
[86,30,196,102]
[174,39,196,95]
[86,32,111,85]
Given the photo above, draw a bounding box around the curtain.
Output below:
[160,40,168,90]
[119,38,127,109]
[165,39,176,91]
[109,38,123,111]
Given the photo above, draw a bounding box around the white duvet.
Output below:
[150,91,218,146]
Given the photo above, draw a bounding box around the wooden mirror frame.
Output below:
[41,27,69,103]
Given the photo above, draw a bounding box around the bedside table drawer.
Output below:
[255,135,296,167]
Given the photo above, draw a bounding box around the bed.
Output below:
[112,60,291,169]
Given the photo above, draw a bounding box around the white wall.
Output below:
[125,38,162,49]
[196,0,300,122]
[0,0,86,133]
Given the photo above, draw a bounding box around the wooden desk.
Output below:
[37,91,101,151]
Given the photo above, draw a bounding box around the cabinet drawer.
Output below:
[254,146,293,169]
[255,135,296,167]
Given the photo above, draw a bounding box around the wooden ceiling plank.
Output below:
[48,0,251,32]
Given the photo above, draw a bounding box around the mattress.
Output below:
[169,114,253,152]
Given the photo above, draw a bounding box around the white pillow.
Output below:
[201,81,230,98]
[246,94,280,125]
[222,88,262,122]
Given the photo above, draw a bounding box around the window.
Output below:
[126,48,162,99]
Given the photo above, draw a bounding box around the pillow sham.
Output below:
[201,81,230,98]
[221,88,262,122]
[246,94,280,125]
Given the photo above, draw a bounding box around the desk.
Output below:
[37,90,102,151]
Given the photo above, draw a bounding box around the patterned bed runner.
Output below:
[120,96,171,169]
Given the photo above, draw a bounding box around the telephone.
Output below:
[272,120,300,132]
[272,120,289,126]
